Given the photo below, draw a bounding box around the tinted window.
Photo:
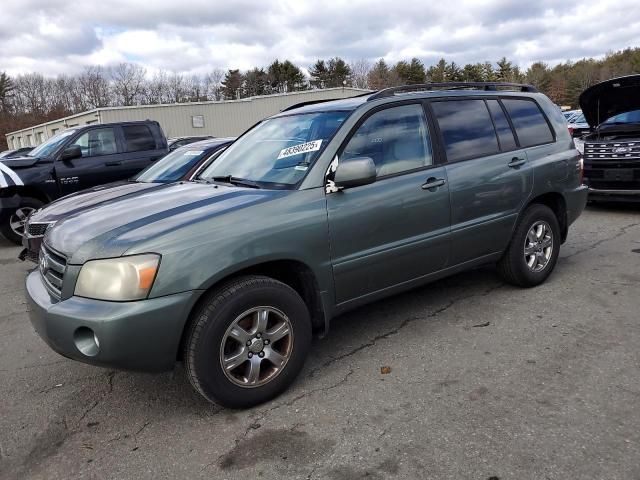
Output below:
[502,99,554,147]
[432,100,499,162]
[71,128,117,157]
[486,100,517,151]
[342,104,433,177]
[122,125,156,152]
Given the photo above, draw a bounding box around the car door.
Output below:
[326,102,451,305]
[430,98,534,265]
[55,126,125,195]
[116,124,165,178]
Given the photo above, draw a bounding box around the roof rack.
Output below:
[368,82,538,101]
[281,91,373,112]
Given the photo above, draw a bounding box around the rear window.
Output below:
[502,99,554,147]
[432,100,499,162]
[122,125,156,152]
[486,100,517,151]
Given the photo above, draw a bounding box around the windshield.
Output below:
[135,147,214,183]
[569,113,585,124]
[603,109,640,125]
[201,111,350,188]
[29,129,77,158]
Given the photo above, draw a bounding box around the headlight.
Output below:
[74,254,161,301]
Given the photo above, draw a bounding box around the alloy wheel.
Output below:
[219,306,294,388]
[523,220,553,272]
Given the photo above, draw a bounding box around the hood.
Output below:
[29,181,159,223]
[0,155,40,169]
[579,75,640,128]
[46,182,286,262]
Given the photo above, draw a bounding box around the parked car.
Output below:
[580,75,640,201]
[563,109,580,121]
[19,137,235,262]
[25,82,587,408]
[168,136,214,151]
[0,147,34,159]
[0,121,167,244]
[567,111,591,138]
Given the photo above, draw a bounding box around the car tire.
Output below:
[497,204,561,288]
[0,196,43,245]
[184,275,312,408]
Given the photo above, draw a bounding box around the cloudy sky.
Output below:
[2,0,639,77]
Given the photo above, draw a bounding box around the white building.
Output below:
[6,87,369,149]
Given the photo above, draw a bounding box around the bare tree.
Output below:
[79,66,111,108]
[204,68,225,100]
[167,72,186,103]
[110,62,147,106]
[145,70,170,104]
[349,59,372,89]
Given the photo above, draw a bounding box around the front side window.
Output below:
[502,99,554,147]
[71,128,118,157]
[122,125,156,152]
[201,111,349,188]
[341,104,433,177]
[432,100,499,162]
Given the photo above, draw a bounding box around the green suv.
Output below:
[26,83,588,408]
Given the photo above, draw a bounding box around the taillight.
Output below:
[577,156,584,184]
[568,126,574,136]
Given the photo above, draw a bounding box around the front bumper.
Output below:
[587,187,640,202]
[26,270,201,372]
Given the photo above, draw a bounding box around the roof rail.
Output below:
[281,91,373,112]
[368,82,538,101]
[280,98,338,112]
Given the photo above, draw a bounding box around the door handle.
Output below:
[105,161,123,166]
[508,157,526,168]
[421,178,446,190]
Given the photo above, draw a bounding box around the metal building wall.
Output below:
[5,88,368,147]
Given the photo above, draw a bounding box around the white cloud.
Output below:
[0,0,639,76]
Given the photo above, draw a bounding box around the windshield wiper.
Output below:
[211,175,261,189]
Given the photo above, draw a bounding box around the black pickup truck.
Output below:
[0,120,167,243]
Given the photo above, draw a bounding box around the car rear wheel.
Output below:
[0,197,43,245]
[497,204,561,287]
[184,275,312,408]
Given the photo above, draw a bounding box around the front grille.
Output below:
[28,222,54,237]
[40,244,67,300]
[584,141,640,162]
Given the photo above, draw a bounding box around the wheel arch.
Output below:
[177,259,327,361]
[524,191,568,243]
[0,185,51,204]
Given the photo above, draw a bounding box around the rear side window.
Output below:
[431,100,499,162]
[122,125,156,152]
[486,100,517,151]
[502,99,554,147]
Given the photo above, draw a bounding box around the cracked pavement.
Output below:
[1,204,639,479]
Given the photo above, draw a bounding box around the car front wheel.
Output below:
[0,196,43,245]
[184,275,312,408]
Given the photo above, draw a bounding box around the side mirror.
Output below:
[60,145,82,161]
[333,157,376,189]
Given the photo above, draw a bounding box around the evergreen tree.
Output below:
[221,69,243,99]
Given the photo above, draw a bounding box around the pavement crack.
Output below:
[310,283,503,377]
[565,221,640,259]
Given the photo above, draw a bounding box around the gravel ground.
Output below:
[0,204,639,480]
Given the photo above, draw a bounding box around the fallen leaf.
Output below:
[472,322,490,328]
[380,366,392,375]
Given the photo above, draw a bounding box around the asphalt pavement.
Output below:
[1,204,639,480]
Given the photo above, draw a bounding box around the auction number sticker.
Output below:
[277,140,322,159]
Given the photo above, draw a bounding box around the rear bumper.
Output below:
[26,270,201,372]
[565,185,589,226]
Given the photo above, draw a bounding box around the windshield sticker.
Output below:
[184,151,203,156]
[277,140,322,160]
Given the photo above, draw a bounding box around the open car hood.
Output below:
[579,75,640,128]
